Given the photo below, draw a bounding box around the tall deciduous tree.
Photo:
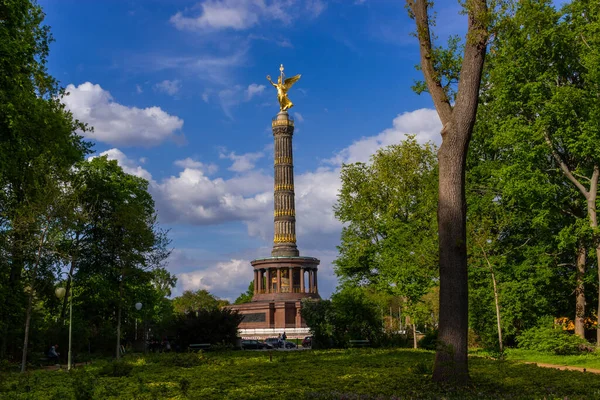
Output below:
[73,157,170,359]
[334,138,438,321]
[406,0,490,382]
[173,289,229,314]
[0,0,90,360]
[482,0,600,341]
[234,281,254,305]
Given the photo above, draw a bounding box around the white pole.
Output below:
[68,276,73,371]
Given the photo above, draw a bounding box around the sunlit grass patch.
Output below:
[2,349,600,399]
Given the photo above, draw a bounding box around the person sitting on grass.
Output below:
[48,344,60,365]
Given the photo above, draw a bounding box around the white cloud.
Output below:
[219,150,265,172]
[136,84,143,94]
[218,83,266,118]
[106,109,441,299]
[170,0,294,32]
[293,112,304,122]
[177,259,253,300]
[63,82,184,147]
[152,108,439,232]
[91,148,153,181]
[305,0,326,17]
[246,83,265,100]
[326,108,441,165]
[155,79,181,96]
[174,157,219,174]
[147,48,248,86]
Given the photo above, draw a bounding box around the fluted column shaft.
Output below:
[272,112,299,257]
[277,268,282,293]
[300,268,305,293]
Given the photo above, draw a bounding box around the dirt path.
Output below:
[522,361,600,374]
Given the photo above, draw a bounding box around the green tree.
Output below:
[0,0,91,361]
[406,0,491,383]
[234,281,254,305]
[73,156,171,359]
[334,138,438,340]
[172,289,229,314]
[302,287,384,348]
[477,0,600,342]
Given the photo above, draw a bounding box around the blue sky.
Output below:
[37,0,470,300]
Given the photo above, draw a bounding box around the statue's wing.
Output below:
[284,74,301,89]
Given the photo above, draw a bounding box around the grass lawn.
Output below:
[2,348,600,399]
[503,348,600,370]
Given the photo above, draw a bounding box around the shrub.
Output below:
[70,369,96,400]
[157,353,206,368]
[98,360,133,377]
[417,330,438,350]
[517,325,590,355]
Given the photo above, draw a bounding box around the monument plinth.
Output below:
[227,66,321,338]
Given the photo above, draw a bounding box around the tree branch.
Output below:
[453,0,489,128]
[407,0,453,125]
[542,130,589,197]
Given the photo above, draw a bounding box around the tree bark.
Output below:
[407,0,488,384]
[434,130,470,382]
[575,243,586,338]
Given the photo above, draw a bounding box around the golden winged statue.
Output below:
[267,64,301,112]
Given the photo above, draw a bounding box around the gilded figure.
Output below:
[267,64,301,112]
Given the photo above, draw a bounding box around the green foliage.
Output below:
[418,330,438,351]
[302,287,384,348]
[70,369,96,400]
[3,350,600,399]
[466,0,600,351]
[517,324,590,355]
[334,138,438,323]
[175,308,243,348]
[234,281,254,304]
[98,360,134,377]
[172,289,229,314]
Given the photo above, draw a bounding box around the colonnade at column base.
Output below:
[250,256,321,302]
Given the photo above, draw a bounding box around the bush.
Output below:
[417,330,438,350]
[70,369,96,400]
[98,360,133,377]
[154,353,206,368]
[517,325,590,355]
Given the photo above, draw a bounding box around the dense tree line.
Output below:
[0,0,176,370]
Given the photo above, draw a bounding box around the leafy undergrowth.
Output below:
[2,349,600,399]
[503,348,600,370]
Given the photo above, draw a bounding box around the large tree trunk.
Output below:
[433,126,470,383]
[575,243,586,338]
[407,0,488,384]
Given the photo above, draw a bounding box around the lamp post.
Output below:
[55,272,73,371]
[135,303,142,342]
